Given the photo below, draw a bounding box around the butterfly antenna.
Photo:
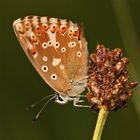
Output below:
[26,94,55,110]
[33,95,57,122]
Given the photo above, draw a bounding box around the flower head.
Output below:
[86,45,138,111]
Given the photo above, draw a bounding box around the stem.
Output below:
[92,106,108,140]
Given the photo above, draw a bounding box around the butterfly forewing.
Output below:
[13,16,88,96]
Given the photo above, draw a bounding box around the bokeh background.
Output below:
[0,0,140,140]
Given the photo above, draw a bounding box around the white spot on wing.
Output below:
[15,23,23,32]
[51,74,57,80]
[49,18,59,23]
[41,65,48,72]
[42,56,48,61]
[24,21,31,29]
[33,53,38,58]
[68,42,76,48]
[47,29,56,45]
[52,58,61,66]
[40,17,48,23]
[32,16,39,20]
[60,19,67,24]
[42,42,48,48]
[54,42,60,48]
[31,17,39,25]
[26,40,33,50]
[77,51,82,57]
[69,26,74,34]
[61,47,66,52]
[13,18,22,27]
[73,24,79,32]
[47,40,53,46]
[60,65,64,69]
[26,30,34,38]
[78,40,82,49]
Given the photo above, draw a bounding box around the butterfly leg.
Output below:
[73,96,90,108]
[78,100,84,103]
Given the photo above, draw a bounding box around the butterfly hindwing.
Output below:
[13,16,88,96]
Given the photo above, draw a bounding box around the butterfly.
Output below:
[13,16,88,108]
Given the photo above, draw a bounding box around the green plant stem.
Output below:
[92,106,108,140]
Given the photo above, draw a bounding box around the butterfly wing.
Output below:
[13,16,88,96]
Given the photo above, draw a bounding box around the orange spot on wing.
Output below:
[31,47,36,55]
[50,25,58,33]
[73,30,80,37]
[42,24,49,31]
[34,25,42,34]
[30,35,37,43]
[60,26,68,34]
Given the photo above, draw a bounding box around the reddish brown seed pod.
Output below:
[127,82,138,88]
[87,45,138,111]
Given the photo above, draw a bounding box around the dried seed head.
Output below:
[86,45,138,111]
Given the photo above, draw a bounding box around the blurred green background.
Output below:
[0,0,140,140]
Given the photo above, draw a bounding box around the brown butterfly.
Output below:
[13,16,88,111]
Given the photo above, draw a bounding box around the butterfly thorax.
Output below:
[55,79,87,104]
[66,79,87,96]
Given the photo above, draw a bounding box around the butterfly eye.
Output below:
[57,95,64,101]
[42,23,49,31]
